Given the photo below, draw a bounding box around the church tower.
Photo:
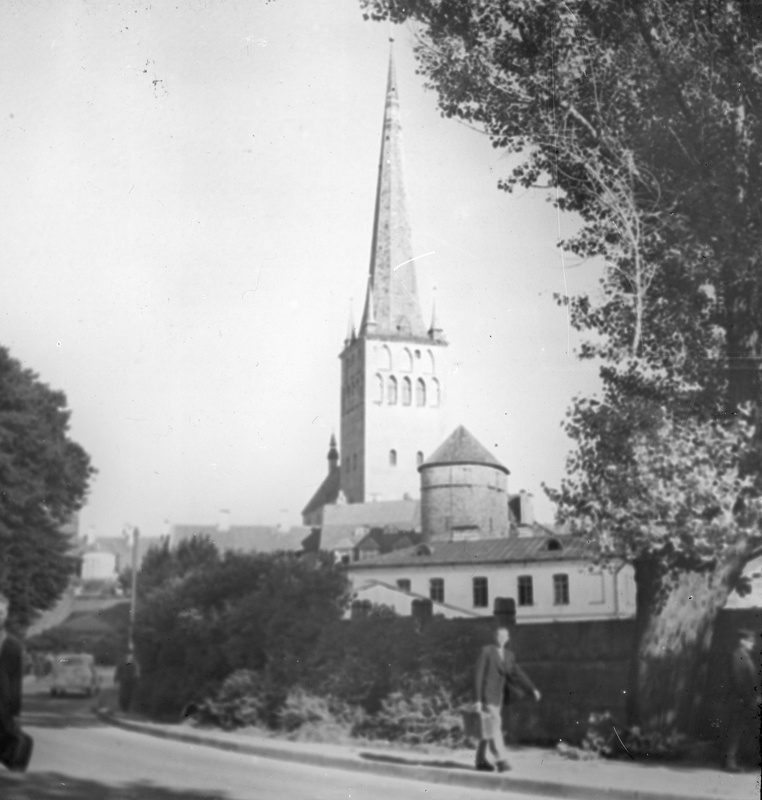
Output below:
[339,56,449,504]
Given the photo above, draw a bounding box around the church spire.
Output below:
[360,53,427,339]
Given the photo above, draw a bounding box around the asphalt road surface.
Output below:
[0,685,535,800]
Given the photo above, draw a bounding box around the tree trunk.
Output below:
[627,548,749,736]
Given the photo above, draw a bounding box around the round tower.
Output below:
[418,425,510,542]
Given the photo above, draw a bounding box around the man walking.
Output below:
[474,625,540,772]
[724,628,760,772]
[0,593,23,749]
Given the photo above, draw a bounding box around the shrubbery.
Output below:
[556,711,689,761]
[353,672,465,747]
[131,538,494,745]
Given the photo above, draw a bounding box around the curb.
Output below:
[93,710,745,800]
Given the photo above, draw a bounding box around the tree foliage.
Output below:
[361,1,762,406]
[132,539,351,719]
[0,347,94,630]
[359,0,762,732]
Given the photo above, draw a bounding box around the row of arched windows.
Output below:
[375,345,436,375]
[374,375,440,407]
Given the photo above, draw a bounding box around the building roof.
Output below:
[170,525,308,554]
[301,465,341,517]
[319,499,420,551]
[347,534,595,570]
[420,425,509,474]
[353,578,481,618]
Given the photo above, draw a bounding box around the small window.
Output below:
[402,377,412,406]
[430,377,440,407]
[416,450,424,466]
[553,574,570,605]
[546,538,563,551]
[378,345,392,370]
[400,348,413,371]
[426,349,435,374]
[389,449,397,466]
[415,378,426,406]
[517,575,534,607]
[429,578,444,603]
[387,376,398,405]
[397,579,411,592]
[473,577,489,608]
[374,374,384,404]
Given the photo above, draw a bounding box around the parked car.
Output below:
[50,653,99,697]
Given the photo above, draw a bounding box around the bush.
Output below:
[354,671,465,747]
[276,687,363,743]
[192,670,270,730]
[578,711,688,760]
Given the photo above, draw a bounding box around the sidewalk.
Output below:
[94,708,759,800]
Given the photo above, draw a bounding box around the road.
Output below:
[0,683,535,800]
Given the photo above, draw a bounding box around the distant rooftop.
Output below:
[348,534,595,570]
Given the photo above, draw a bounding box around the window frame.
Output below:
[553,573,570,606]
[472,576,489,608]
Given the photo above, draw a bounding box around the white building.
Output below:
[348,534,637,622]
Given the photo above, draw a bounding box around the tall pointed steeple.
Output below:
[360,52,427,339]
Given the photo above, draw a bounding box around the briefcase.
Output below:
[461,709,495,740]
[0,729,33,772]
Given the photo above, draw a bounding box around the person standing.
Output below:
[724,628,760,772]
[114,650,139,713]
[0,593,23,748]
[474,625,540,772]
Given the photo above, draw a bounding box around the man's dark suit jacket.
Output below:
[475,644,536,706]
[0,635,23,734]
[729,641,759,707]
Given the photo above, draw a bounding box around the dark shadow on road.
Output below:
[0,771,238,800]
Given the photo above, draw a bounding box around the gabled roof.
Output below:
[420,425,509,474]
[348,534,596,570]
[301,465,341,516]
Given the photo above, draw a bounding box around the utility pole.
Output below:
[122,524,140,652]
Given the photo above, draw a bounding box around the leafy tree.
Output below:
[132,544,351,720]
[360,1,762,734]
[0,347,94,630]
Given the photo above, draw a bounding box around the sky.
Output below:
[1,0,603,539]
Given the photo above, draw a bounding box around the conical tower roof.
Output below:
[360,53,427,340]
[420,425,509,474]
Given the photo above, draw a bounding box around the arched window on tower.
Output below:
[426,350,435,374]
[402,377,412,406]
[378,345,392,370]
[387,376,398,405]
[374,374,384,404]
[430,378,441,407]
[416,450,424,466]
[416,378,426,406]
[400,348,413,372]
[389,449,397,466]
